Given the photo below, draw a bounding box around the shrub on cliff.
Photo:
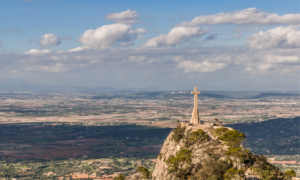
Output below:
[218,129,246,147]
[214,127,229,136]
[224,167,245,180]
[166,148,192,178]
[136,166,151,179]
[249,155,285,179]
[184,129,209,147]
[191,159,230,180]
[171,124,186,143]
[114,174,125,180]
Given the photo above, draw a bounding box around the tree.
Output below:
[136,166,151,179]
[285,169,296,177]
[166,148,192,178]
[114,174,125,180]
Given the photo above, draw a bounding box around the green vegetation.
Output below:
[214,127,229,136]
[250,156,284,180]
[218,129,247,161]
[224,167,245,180]
[114,174,125,180]
[171,124,186,143]
[136,166,151,179]
[184,129,209,147]
[166,148,192,178]
[218,129,246,147]
[0,157,155,179]
[285,169,296,177]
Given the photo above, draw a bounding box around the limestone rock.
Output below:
[151,125,286,180]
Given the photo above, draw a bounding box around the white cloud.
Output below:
[39,33,61,47]
[77,24,145,49]
[246,25,300,49]
[177,61,227,72]
[39,34,72,47]
[2,46,299,90]
[23,49,52,54]
[121,56,146,62]
[26,63,67,73]
[180,8,300,26]
[105,9,138,24]
[257,63,273,71]
[0,41,2,47]
[68,47,85,52]
[264,54,299,63]
[143,27,209,47]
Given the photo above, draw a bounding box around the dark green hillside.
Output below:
[225,117,300,155]
[252,93,300,99]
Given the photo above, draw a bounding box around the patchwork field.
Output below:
[0,123,171,160]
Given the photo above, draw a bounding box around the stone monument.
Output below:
[191,87,200,124]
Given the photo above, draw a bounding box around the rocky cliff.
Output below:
[150,123,289,180]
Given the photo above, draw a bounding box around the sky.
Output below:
[0,0,299,91]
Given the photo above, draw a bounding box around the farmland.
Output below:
[0,91,299,178]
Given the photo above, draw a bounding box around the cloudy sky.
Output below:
[0,0,299,91]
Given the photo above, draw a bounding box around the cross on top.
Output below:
[191,87,200,110]
[191,87,200,95]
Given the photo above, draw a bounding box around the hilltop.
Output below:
[145,123,292,180]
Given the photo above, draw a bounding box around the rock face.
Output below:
[151,124,286,180]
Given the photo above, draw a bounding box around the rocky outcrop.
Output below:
[151,124,286,180]
[125,172,144,180]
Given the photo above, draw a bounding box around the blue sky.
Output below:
[0,0,299,90]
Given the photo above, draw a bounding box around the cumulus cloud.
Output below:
[39,33,72,47]
[246,25,300,49]
[1,45,299,90]
[105,9,138,24]
[177,61,227,73]
[143,27,209,47]
[180,8,300,26]
[39,33,61,47]
[23,49,52,54]
[77,24,146,49]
